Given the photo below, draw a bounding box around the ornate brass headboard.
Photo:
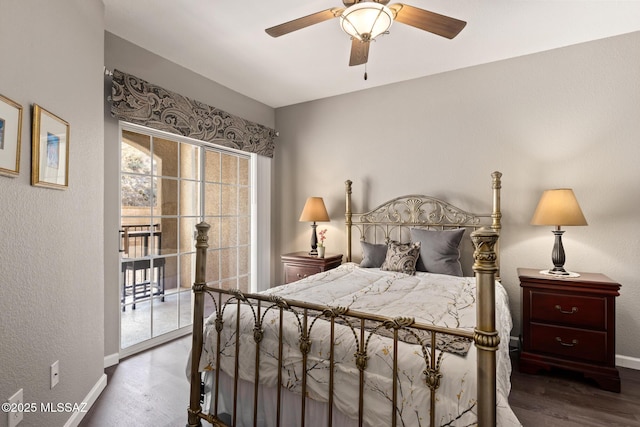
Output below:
[345,171,502,278]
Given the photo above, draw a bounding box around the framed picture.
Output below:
[0,94,23,177]
[31,104,69,189]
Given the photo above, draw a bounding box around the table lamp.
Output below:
[531,188,588,276]
[299,197,330,256]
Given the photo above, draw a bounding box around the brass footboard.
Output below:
[187,225,500,427]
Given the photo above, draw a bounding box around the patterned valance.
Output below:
[110,69,276,157]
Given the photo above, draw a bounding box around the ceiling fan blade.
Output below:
[265,8,343,37]
[389,4,466,39]
[349,39,369,66]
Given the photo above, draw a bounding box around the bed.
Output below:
[187,171,521,427]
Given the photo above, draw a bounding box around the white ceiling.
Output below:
[103,0,640,108]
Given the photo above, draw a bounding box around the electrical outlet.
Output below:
[50,360,59,389]
[7,388,23,427]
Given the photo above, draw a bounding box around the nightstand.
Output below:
[518,267,621,392]
[281,252,343,284]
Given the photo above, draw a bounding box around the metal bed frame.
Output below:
[187,171,503,427]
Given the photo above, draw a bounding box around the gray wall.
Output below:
[103,33,276,358]
[273,31,640,361]
[0,1,106,425]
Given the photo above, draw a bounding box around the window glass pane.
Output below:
[156,177,178,216]
[180,180,200,216]
[154,137,178,178]
[220,248,237,280]
[121,304,150,348]
[220,217,238,247]
[203,217,220,250]
[120,220,155,258]
[205,249,220,284]
[238,157,249,186]
[121,174,154,210]
[205,150,220,182]
[221,153,237,184]
[204,182,221,216]
[238,246,249,276]
[163,255,178,292]
[237,276,249,293]
[121,131,151,174]
[159,218,178,255]
[121,219,153,229]
[238,217,250,246]
[179,290,193,328]
[179,253,195,292]
[238,187,249,216]
[149,226,162,256]
[153,295,177,338]
[180,143,200,180]
[221,185,237,216]
[221,278,238,291]
[179,217,199,253]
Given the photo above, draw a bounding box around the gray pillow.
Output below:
[360,241,388,268]
[380,241,421,275]
[410,228,465,276]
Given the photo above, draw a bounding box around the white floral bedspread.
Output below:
[200,263,521,427]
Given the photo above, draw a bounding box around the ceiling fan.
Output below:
[265,0,467,69]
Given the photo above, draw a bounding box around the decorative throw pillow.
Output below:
[359,241,388,268]
[380,241,421,275]
[410,228,465,276]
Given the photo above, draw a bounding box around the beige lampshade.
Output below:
[531,189,588,226]
[299,197,330,222]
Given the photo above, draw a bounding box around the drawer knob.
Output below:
[555,304,578,315]
[555,337,578,347]
[296,273,309,279]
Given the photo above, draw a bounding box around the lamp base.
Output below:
[539,269,581,278]
[545,228,582,277]
[548,266,570,275]
[308,222,318,256]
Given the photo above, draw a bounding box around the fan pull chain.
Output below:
[364,63,368,81]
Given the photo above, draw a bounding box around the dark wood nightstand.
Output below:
[518,267,621,392]
[281,252,343,284]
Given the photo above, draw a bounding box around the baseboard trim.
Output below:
[104,352,119,368]
[64,373,107,427]
[616,354,640,371]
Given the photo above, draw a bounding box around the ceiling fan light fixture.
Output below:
[340,2,393,42]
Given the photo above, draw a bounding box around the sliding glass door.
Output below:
[119,125,251,352]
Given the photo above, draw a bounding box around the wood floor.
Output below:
[509,355,640,426]
[80,335,640,426]
[79,336,192,427]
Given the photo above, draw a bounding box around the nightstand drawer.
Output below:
[281,252,343,285]
[530,290,606,329]
[284,265,320,283]
[530,323,607,363]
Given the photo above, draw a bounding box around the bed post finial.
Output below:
[491,171,502,230]
[491,171,502,280]
[188,221,210,427]
[471,227,499,427]
[345,180,353,262]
